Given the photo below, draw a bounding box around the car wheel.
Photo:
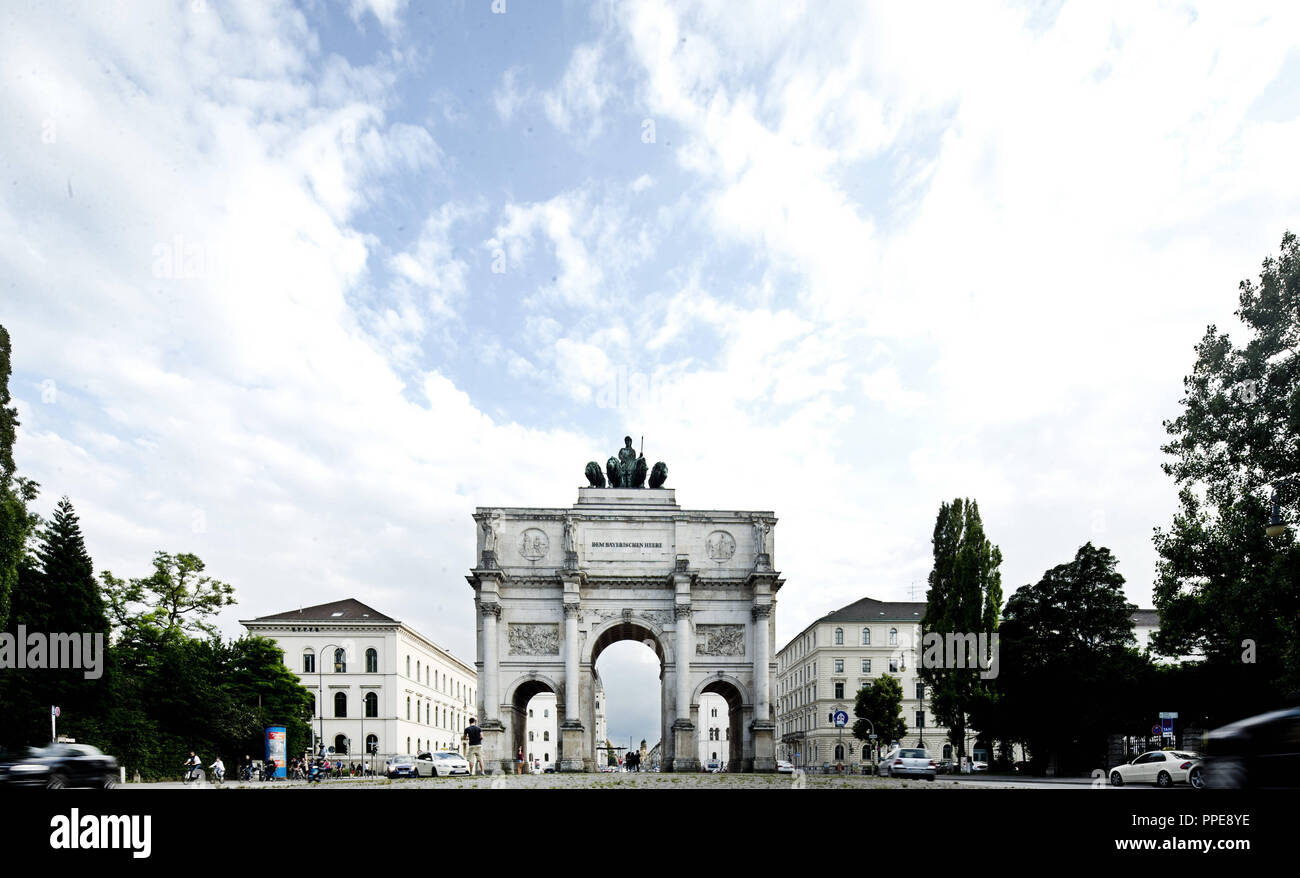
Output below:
[1156,771,1172,788]
[47,772,67,790]
[1110,771,1124,787]
[101,774,117,790]
[1189,767,1205,789]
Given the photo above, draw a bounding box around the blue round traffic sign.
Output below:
[833,710,849,728]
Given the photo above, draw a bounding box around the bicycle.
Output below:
[182,766,205,785]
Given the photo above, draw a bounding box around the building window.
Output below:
[333,648,346,673]
[834,659,844,673]
[406,697,411,720]
[862,745,870,760]
[366,648,378,673]
[834,744,845,761]
[334,692,347,717]
[544,708,549,718]
[406,737,411,753]
[303,651,315,673]
[862,628,870,645]
[889,659,899,673]
[834,682,844,699]
[406,656,411,677]
[711,707,717,718]
[889,628,898,646]
[834,628,844,645]
[335,734,348,755]
[529,709,533,718]
[543,731,550,741]
[365,691,378,718]
[366,734,378,754]
[862,659,871,673]
[916,683,925,700]
[529,731,534,741]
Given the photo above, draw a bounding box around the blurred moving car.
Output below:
[416,751,471,777]
[879,748,937,780]
[1202,707,1300,789]
[776,760,794,773]
[0,743,118,789]
[1108,750,1204,788]
[971,760,989,772]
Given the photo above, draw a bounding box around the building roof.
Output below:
[247,598,397,623]
[817,596,927,624]
[1131,609,1160,628]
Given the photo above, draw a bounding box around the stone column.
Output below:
[559,601,585,771]
[751,602,776,772]
[478,600,504,773]
[670,603,700,772]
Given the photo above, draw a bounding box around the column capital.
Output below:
[480,602,502,619]
[752,604,773,620]
[563,602,581,618]
[674,605,693,621]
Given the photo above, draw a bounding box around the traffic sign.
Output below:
[1158,712,1178,719]
[1150,725,1161,736]
[833,710,849,728]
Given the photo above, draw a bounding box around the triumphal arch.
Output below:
[467,438,782,772]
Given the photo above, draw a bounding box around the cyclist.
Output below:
[184,751,202,782]
[209,756,225,783]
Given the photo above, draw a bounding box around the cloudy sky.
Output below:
[4,0,1299,745]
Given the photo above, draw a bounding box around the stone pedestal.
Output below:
[559,722,586,772]
[751,721,777,772]
[479,720,505,775]
[669,719,699,773]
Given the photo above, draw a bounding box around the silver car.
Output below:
[880,748,937,780]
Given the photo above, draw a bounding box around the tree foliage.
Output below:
[0,324,40,630]
[1155,232,1300,703]
[101,551,236,642]
[853,673,908,747]
[920,498,1003,757]
[984,544,1150,774]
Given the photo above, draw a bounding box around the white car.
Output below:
[776,760,794,774]
[878,747,937,780]
[1109,751,1204,788]
[416,751,471,777]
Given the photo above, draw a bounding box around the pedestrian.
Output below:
[463,717,484,775]
[516,746,525,775]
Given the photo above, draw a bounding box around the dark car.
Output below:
[0,743,118,789]
[1202,707,1300,789]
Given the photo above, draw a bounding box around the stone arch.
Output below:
[583,616,673,668]
[695,675,749,772]
[504,673,560,768]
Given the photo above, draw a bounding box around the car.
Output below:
[0,743,118,789]
[1202,707,1300,789]
[385,755,420,779]
[971,760,988,772]
[703,760,722,773]
[935,758,955,774]
[416,751,470,777]
[1108,750,1204,788]
[776,760,794,774]
[879,747,937,780]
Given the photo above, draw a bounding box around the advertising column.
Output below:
[266,726,287,779]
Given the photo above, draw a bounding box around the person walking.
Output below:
[515,746,525,775]
[463,718,484,775]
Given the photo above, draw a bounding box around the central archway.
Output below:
[584,618,670,771]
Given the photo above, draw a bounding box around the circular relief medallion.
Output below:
[518,528,550,561]
[705,530,736,563]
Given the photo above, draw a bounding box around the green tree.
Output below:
[0,324,40,631]
[101,551,236,642]
[920,498,1003,760]
[852,673,907,747]
[991,544,1150,774]
[0,497,113,748]
[1155,231,1300,702]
